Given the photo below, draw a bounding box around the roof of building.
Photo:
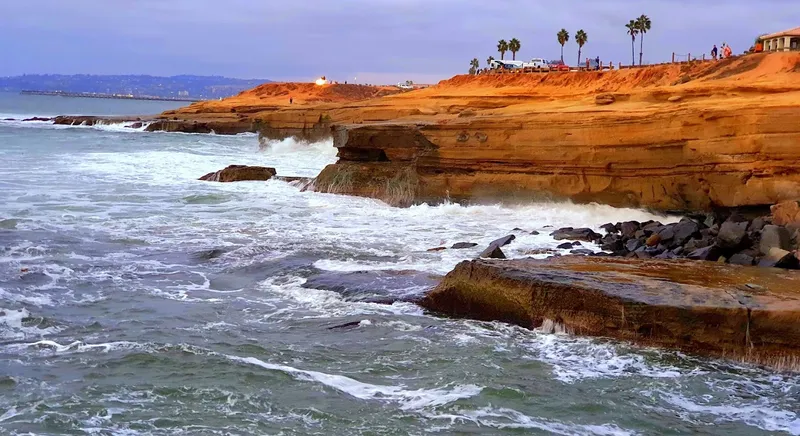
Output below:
[761,26,800,40]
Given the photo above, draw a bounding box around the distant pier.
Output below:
[20,90,201,102]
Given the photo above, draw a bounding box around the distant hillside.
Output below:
[0,74,271,100]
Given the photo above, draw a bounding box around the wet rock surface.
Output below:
[421,256,800,370]
[199,165,276,182]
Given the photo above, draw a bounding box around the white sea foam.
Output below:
[660,392,800,435]
[0,307,60,340]
[225,354,482,411]
[425,406,636,435]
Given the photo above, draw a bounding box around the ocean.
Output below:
[0,92,798,435]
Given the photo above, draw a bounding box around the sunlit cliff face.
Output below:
[315,78,327,86]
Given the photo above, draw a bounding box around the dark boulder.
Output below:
[479,245,506,259]
[557,242,575,249]
[550,227,601,242]
[673,220,700,245]
[684,237,713,252]
[570,249,595,256]
[642,221,664,235]
[717,221,749,249]
[600,234,623,251]
[427,247,447,252]
[126,122,144,129]
[600,223,617,234]
[658,225,675,242]
[22,117,51,122]
[620,221,640,239]
[749,217,767,232]
[625,239,643,252]
[199,165,276,182]
[729,253,755,266]
[530,231,540,235]
[489,235,516,248]
[451,242,478,249]
[687,245,722,261]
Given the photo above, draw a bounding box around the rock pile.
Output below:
[551,205,800,269]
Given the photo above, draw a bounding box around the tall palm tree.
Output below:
[635,14,651,65]
[625,20,638,66]
[469,58,480,75]
[575,30,588,66]
[486,56,495,68]
[497,40,508,60]
[509,38,521,60]
[557,29,570,63]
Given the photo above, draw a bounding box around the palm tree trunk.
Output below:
[631,38,635,65]
[501,52,504,60]
[561,45,564,62]
[578,48,581,66]
[639,34,644,65]
[512,52,516,61]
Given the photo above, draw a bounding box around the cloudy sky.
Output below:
[2,0,797,83]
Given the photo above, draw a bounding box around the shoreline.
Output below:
[19,90,201,102]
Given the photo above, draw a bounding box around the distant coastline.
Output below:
[20,90,201,102]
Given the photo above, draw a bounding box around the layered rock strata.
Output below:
[421,256,800,370]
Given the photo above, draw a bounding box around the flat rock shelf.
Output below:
[421,256,800,371]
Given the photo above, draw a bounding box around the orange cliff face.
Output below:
[156,52,800,212]
[313,53,800,212]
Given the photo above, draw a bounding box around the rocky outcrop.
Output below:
[199,165,276,182]
[146,119,255,135]
[421,256,800,370]
[314,101,800,210]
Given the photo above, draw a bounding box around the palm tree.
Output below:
[625,20,638,66]
[557,29,569,63]
[635,14,651,65]
[469,58,480,75]
[575,30,588,66]
[497,40,508,60]
[486,56,495,68]
[509,38,521,60]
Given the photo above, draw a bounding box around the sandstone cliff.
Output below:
[101,52,800,212]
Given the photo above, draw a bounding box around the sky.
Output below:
[1,0,798,84]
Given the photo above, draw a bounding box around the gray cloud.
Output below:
[1,0,797,83]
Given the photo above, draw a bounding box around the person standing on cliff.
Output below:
[289,97,293,104]
[711,44,718,60]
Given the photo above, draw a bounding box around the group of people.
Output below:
[711,43,733,60]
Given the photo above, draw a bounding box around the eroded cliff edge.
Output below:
[312,53,800,211]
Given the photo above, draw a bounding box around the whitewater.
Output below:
[0,93,798,435]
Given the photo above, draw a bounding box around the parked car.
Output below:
[523,58,549,69]
[548,60,570,71]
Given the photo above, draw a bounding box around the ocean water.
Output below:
[0,93,798,435]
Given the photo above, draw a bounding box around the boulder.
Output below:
[673,220,700,245]
[625,238,643,252]
[427,247,447,252]
[687,245,722,261]
[750,217,767,232]
[421,256,800,370]
[717,221,749,249]
[620,221,640,239]
[549,227,601,242]
[600,223,617,234]
[126,122,144,129]
[489,235,516,248]
[22,117,51,122]
[771,201,800,226]
[729,253,755,266]
[451,242,478,249]
[570,249,595,256]
[758,248,799,269]
[759,225,791,255]
[645,234,661,247]
[557,242,575,249]
[600,234,623,252]
[199,165,276,182]
[479,245,506,259]
[530,231,540,235]
[658,225,675,242]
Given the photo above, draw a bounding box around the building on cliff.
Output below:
[759,26,800,52]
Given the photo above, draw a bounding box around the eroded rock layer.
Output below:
[421,256,800,370]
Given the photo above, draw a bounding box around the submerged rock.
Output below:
[451,242,478,249]
[420,256,800,370]
[479,245,506,259]
[199,165,276,182]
